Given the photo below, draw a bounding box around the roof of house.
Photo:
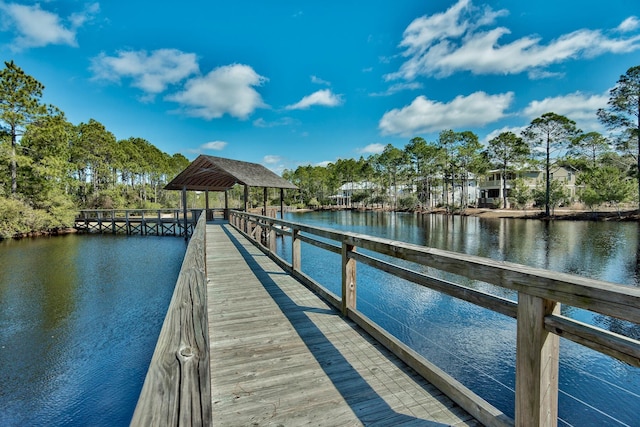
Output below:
[164,155,298,191]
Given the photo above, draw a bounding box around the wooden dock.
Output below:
[133,211,640,426]
[206,222,480,426]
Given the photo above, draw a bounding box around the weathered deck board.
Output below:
[206,223,481,426]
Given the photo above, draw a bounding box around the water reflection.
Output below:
[0,234,185,426]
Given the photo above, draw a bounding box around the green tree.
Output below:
[374,144,409,209]
[487,132,530,208]
[71,119,117,206]
[0,61,48,195]
[437,130,458,208]
[578,165,633,214]
[454,131,484,208]
[508,177,532,211]
[20,111,76,227]
[532,179,568,215]
[597,65,640,207]
[568,131,611,170]
[405,137,442,208]
[523,112,579,216]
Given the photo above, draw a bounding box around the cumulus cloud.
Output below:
[387,0,640,80]
[167,64,268,119]
[201,141,228,151]
[0,1,99,49]
[285,89,343,110]
[91,49,199,95]
[522,91,609,131]
[357,143,386,154]
[263,155,283,164]
[618,16,640,33]
[379,91,513,136]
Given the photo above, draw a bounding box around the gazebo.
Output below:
[164,155,298,222]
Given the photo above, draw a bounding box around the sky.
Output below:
[0,0,639,175]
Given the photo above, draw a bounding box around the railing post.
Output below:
[341,242,357,316]
[516,293,560,427]
[268,220,276,253]
[291,227,301,272]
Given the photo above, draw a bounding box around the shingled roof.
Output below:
[164,155,298,191]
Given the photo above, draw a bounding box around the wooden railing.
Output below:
[74,209,210,237]
[131,213,210,426]
[229,210,640,427]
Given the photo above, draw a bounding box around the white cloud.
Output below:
[379,91,513,136]
[0,2,98,49]
[618,16,640,33]
[91,49,199,95]
[253,117,298,128]
[387,0,640,80]
[167,64,268,120]
[357,143,386,154]
[201,141,227,151]
[369,82,423,97]
[263,155,282,164]
[522,91,609,131]
[285,89,343,110]
[311,75,331,85]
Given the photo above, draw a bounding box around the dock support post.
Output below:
[516,293,559,427]
[341,243,357,316]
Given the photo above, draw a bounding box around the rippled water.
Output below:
[0,234,186,426]
[280,211,640,427]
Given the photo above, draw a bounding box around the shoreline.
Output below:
[311,206,640,221]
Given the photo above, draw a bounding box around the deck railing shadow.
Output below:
[219,224,455,426]
[229,210,640,427]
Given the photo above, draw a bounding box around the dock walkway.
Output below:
[206,222,480,426]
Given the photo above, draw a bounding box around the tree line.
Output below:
[0,61,191,238]
[1,61,638,237]
[283,66,640,216]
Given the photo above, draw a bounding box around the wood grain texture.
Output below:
[206,222,483,426]
[131,215,211,426]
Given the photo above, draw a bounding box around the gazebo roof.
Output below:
[164,155,298,191]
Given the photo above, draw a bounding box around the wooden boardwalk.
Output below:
[206,222,481,426]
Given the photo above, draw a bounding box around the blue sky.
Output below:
[1,0,639,174]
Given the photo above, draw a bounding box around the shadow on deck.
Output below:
[206,222,480,426]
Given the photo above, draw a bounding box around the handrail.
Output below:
[131,213,210,426]
[229,210,640,427]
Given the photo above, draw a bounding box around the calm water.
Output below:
[281,211,640,427]
[0,234,186,426]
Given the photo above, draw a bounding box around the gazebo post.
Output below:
[280,188,284,219]
[205,190,210,220]
[224,190,229,220]
[244,185,250,233]
[182,185,188,240]
[263,187,268,217]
